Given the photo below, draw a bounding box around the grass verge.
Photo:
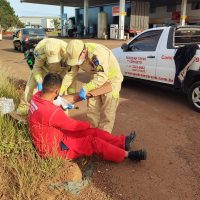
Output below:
[0,75,64,200]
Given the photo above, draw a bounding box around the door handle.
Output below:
[147,56,155,58]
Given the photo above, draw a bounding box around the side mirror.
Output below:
[121,43,128,52]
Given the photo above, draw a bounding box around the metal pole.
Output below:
[60,1,64,36]
[119,0,125,40]
[180,0,187,26]
[84,0,89,36]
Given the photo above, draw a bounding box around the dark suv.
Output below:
[13,28,47,52]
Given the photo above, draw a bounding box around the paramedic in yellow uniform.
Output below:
[61,39,123,133]
[17,38,74,115]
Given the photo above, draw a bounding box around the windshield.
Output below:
[23,29,45,35]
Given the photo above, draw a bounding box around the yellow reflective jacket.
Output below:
[33,38,68,82]
[61,43,123,98]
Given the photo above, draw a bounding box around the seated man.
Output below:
[28,73,147,163]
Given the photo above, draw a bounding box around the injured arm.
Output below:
[54,82,112,110]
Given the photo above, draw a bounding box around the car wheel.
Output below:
[188,81,200,112]
[14,44,18,51]
[20,43,25,53]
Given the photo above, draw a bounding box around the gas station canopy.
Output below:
[20,0,197,7]
[20,0,200,38]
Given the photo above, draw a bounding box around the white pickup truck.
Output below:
[112,26,200,112]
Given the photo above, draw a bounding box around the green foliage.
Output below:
[0,76,21,106]
[0,76,64,199]
[52,18,60,30]
[0,0,24,31]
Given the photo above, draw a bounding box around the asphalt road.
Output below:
[0,37,199,200]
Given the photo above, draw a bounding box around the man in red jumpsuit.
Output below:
[28,73,147,163]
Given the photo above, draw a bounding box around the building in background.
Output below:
[20,0,200,39]
[149,1,200,27]
[75,2,132,37]
[19,16,60,29]
[75,1,200,37]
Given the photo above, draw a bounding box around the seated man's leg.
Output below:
[65,135,126,163]
[82,128,125,150]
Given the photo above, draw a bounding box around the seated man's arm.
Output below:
[49,108,90,137]
[62,93,81,104]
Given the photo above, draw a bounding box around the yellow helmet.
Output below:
[66,39,84,66]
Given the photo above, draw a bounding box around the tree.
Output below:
[0,0,24,31]
[52,18,60,30]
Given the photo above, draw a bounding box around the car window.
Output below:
[22,29,45,35]
[128,30,163,52]
[174,28,200,46]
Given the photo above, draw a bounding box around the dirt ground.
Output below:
[0,37,200,200]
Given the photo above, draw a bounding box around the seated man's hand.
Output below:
[53,96,75,110]
[79,88,87,100]
[64,103,75,110]
[37,82,43,91]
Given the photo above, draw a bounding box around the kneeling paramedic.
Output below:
[28,73,147,163]
[60,40,123,133]
[17,38,75,115]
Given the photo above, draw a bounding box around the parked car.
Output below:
[112,26,200,112]
[13,28,47,52]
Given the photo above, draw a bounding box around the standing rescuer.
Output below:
[16,38,72,115]
[61,40,123,133]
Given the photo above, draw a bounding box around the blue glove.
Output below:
[63,103,74,110]
[79,88,87,100]
[66,103,74,110]
[38,83,43,91]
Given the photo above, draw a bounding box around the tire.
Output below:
[188,81,200,112]
[19,43,25,53]
[14,45,18,51]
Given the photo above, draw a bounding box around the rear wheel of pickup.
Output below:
[188,81,200,112]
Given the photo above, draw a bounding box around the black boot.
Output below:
[125,131,137,151]
[128,149,147,161]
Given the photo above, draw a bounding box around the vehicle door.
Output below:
[119,29,163,81]
[156,27,176,85]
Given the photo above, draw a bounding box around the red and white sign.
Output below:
[112,6,120,16]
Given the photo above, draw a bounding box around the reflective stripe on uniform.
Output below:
[86,43,97,54]
[34,74,43,83]
[108,68,117,79]
[68,88,76,94]
[60,85,66,95]
[112,91,119,99]
[85,82,95,91]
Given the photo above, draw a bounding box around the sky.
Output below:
[7,0,75,18]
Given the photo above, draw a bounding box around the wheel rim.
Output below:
[192,86,200,109]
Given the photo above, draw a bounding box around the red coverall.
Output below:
[28,92,126,163]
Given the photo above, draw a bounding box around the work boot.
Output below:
[125,131,137,151]
[16,104,29,116]
[128,149,147,161]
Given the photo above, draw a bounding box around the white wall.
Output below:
[19,16,57,26]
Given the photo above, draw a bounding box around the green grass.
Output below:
[46,30,61,37]
[0,76,64,199]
